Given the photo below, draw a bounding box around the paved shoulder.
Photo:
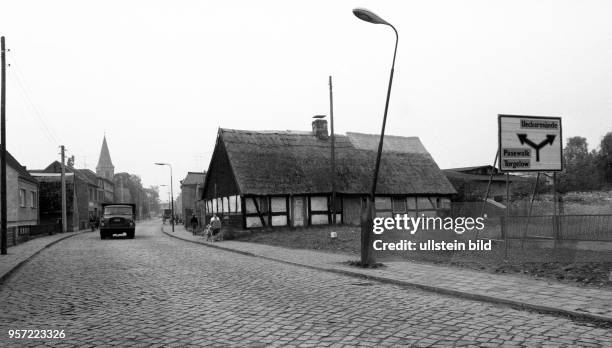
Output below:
[0,231,82,284]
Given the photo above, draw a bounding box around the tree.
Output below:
[598,132,612,184]
[559,136,601,192]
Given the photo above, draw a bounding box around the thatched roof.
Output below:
[216,128,456,196]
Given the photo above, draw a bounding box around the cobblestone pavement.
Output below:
[0,221,611,347]
[169,228,612,322]
[0,231,82,283]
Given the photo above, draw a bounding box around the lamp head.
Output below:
[352,8,390,26]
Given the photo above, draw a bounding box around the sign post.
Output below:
[498,114,563,242]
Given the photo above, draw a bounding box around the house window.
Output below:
[30,191,37,208]
[392,197,407,213]
[19,189,26,207]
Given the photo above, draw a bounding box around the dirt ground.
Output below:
[237,225,612,289]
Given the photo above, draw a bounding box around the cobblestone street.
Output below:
[1,221,611,347]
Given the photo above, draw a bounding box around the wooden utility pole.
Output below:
[329,76,336,224]
[60,146,67,233]
[1,36,7,254]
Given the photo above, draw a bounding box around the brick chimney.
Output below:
[312,115,328,140]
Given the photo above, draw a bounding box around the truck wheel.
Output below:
[100,232,106,239]
[127,231,135,239]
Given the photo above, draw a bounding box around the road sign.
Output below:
[498,114,562,172]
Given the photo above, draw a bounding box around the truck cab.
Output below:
[100,203,136,239]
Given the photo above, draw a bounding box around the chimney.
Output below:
[312,115,328,140]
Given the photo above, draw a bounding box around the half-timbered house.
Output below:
[202,118,456,229]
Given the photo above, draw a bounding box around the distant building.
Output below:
[0,150,39,227]
[113,172,132,203]
[79,168,114,218]
[96,136,114,180]
[202,119,456,230]
[180,172,206,221]
[30,161,99,231]
[175,192,182,218]
[443,165,531,202]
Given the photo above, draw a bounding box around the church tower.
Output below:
[96,136,115,179]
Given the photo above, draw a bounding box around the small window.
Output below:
[30,191,37,208]
[19,189,26,207]
[392,197,407,213]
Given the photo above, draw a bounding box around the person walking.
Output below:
[210,214,222,242]
[190,215,198,235]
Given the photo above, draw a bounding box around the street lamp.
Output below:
[159,184,171,214]
[155,162,174,232]
[353,7,399,266]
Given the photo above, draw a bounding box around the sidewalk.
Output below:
[0,231,83,284]
[163,225,612,323]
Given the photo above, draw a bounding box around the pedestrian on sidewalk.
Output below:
[210,214,222,242]
[190,215,198,235]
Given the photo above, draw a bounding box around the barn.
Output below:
[201,119,456,229]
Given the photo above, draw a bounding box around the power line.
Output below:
[7,55,62,145]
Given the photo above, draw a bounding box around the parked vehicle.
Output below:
[162,209,172,223]
[100,203,136,239]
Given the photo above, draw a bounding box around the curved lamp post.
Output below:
[155,162,174,232]
[353,8,398,266]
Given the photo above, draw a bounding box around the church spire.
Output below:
[96,136,115,179]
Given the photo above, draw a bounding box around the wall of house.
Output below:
[0,165,39,226]
[205,194,243,228]
[203,193,451,229]
[202,140,239,199]
[38,179,79,230]
[75,178,91,230]
[17,178,39,225]
[182,185,197,218]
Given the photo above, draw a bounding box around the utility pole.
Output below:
[329,76,336,224]
[1,36,7,255]
[170,166,174,232]
[60,145,67,233]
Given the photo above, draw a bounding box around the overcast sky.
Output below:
[2,0,612,201]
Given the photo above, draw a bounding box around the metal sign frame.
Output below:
[497,114,563,172]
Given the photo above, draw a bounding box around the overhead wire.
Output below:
[7,55,62,146]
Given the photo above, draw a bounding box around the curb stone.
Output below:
[0,232,84,285]
[160,227,612,325]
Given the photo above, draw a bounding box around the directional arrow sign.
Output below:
[517,133,555,161]
[498,115,562,172]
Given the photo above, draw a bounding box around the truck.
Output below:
[163,209,172,222]
[99,203,136,239]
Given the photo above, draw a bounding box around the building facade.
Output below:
[180,172,206,221]
[0,151,39,227]
[202,120,456,230]
[443,165,531,202]
[31,161,98,231]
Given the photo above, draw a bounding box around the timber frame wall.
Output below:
[204,194,451,230]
